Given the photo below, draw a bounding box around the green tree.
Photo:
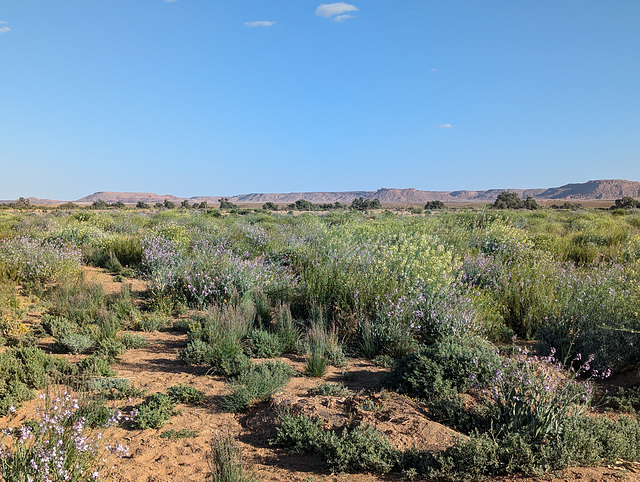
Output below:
[219,198,237,210]
[262,202,278,211]
[136,201,150,209]
[493,192,524,209]
[163,199,176,209]
[91,199,109,210]
[523,197,540,210]
[613,197,640,209]
[425,200,445,210]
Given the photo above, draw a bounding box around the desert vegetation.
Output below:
[1,201,640,480]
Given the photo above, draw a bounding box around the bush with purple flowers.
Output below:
[0,391,128,481]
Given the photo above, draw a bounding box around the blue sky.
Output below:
[1,1,639,199]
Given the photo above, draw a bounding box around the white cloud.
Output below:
[333,14,356,22]
[164,0,178,3]
[244,21,275,28]
[0,22,10,34]
[435,124,454,128]
[430,68,437,72]
[315,3,359,21]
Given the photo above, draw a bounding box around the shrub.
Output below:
[243,329,283,358]
[387,335,500,400]
[272,413,398,474]
[55,333,94,354]
[131,393,178,429]
[119,332,149,349]
[132,312,170,332]
[220,361,294,412]
[0,347,70,413]
[87,377,145,401]
[0,390,127,481]
[76,355,116,378]
[166,384,205,405]
[179,337,249,377]
[161,429,197,439]
[308,382,351,397]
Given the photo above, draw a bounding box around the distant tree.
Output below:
[612,197,640,210]
[292,199,314,211]
[197,201,208,210]
[180,200,191,209]
[136,201,150,209]
[493,191,524,209]
[112,201,126,209]
[163,199,176,209]
[219,198,237,210]
[91,199,109,210]
[425,200,445,210]
[262,202,278,211]
[57,202,79,210]
[351,197,381,211]
[523,197,540,210]
[12,197,31,209]
[154,202,164,209]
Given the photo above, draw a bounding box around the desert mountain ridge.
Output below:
[2,179,640,205]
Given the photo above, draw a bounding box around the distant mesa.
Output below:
[2,180,640,206]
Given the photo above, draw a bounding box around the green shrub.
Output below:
[601,385,640,414]
[272,414,398,474]
[161,428,198,439]
[76,355,116,377]
[87,377,146,400]
[119,332,149,349]
[55,333,94,354]
[131,393,178,429]
[166,384,205,405]
[132,312,170,332]
[220,361,294,412]
[47,278,107,324]
[243,329,284,358]
[0,346,70,413]
[308,382,351,397]
[40,315,77,339]
[179,337,249,377]
[387,335,500,400]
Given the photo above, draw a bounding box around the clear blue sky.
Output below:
[1,1,639,200]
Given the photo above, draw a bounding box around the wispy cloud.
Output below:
[164,0,178,3]
[333,14,356,22]
[244,21,275,28]
[316,3,359,21]
[0,21,10,34]
[435,124,454,128]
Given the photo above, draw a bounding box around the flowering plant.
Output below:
[0,391,128,482]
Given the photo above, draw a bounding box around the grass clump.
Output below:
[220,361,295,412]
[208,432,256,482]
[303,322,345,378]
